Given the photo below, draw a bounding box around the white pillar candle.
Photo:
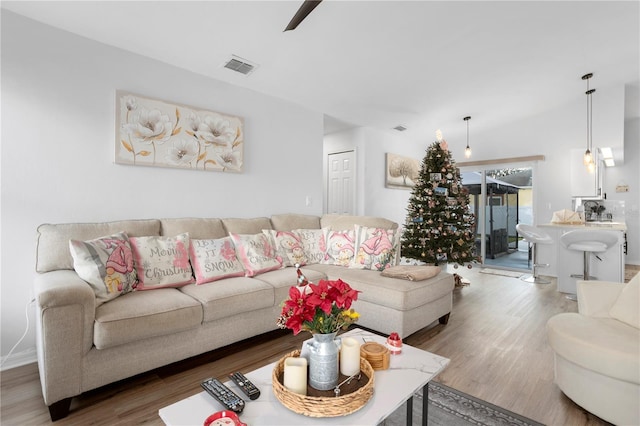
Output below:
[340,337,361,376]
[283,357,307,395]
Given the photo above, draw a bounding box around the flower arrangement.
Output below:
[277,277,360,335]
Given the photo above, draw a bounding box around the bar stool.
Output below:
[560,230,620,299]
[516,224,552,284]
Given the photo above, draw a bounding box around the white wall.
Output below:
[0,12,324,367]
[605,117,640,264]
[325,83,638,264]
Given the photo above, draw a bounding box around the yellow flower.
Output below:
[343,309,359,320]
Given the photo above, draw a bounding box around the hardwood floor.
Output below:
[3,266,633,426]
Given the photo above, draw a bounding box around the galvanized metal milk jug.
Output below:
[307,332,339,390]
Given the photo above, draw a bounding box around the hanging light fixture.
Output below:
[582,73,596,172]
[463,116,472,158]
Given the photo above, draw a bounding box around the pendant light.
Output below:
[463,116,472,158]
[582,73,596,172]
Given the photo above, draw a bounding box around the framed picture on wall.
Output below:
[115,91,244,172]
[385,153,420,189]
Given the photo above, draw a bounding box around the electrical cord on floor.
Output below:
[0,298,34,369]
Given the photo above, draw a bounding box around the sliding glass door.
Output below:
[461,166,534,271]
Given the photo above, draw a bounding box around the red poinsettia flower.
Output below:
[276,271,360,335]
[331,278,360,309]
[307,280,334,314]
[283,286,308,314]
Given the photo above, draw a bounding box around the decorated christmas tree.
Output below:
[401,131,477,270]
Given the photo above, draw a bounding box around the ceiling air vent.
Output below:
[393,125,407,132]
[223,55,258,76]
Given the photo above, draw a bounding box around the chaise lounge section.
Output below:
[34,213,454,420]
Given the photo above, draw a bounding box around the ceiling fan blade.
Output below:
[284,0,322,32]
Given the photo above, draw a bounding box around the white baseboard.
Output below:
[0,347,37,371]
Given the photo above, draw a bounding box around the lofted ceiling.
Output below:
[2,1,639,138]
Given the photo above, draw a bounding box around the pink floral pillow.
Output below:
[230,233,281,277]
[264,230,308,267]
[129,233,195,290]
[189,237,245,285]
[350,225,397,270]
[323,229,355,267]
[69,232,137,306]
[295,228,327,265]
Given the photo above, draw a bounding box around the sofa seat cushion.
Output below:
[305,265,453,311]
[254,267,327,303]
[179,277,275,323]
[94,288,202,349]
[547,313,640,384]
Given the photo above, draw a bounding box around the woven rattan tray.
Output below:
[272,350,375,417]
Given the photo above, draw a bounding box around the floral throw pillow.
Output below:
[230,233,281,277]
[295,228,327,265]
[129,233,195,290]
[189,237,245,285]
[264,230,308,267]
[350,225,397,270]
[323,229,355,267]
[69,232,137,306]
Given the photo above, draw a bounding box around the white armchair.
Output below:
[547,273,639,425]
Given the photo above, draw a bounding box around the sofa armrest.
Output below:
[34,270,96,405]
[577,280,624,318]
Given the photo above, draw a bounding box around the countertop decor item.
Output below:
[272,350,375,417]
[306,331,339,390]
[276,269,361,389]
[276,268,360,335]
[360,342,390,370]
[203,410,246,426]
[386,332,403,354]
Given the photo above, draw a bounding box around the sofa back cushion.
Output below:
[160,218,226,239]
[609,272,640,329]
[129,233,195,290]
[320,214,398,232]
[271,214,320,231]
[222,217,272,235]
[189,237,246,284]
[36,219,161,273]
[230,233,281,276]
[320,215,400,266]
[69,232,138,306]
[350,225,398,270]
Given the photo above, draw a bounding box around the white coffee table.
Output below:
[159,328,449,426]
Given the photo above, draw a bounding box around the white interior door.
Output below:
[327,150,355,215]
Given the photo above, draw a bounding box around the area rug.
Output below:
[381,382,544,426]
[479,268,524,279]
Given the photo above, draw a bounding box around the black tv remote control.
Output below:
[201,378,245,413]
[229,371,261,400]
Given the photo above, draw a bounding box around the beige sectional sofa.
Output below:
[34,213,454,420]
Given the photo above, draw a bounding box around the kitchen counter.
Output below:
[540,222,627,231]
[535,222,626,295]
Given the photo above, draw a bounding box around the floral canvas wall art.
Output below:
[115,91,244,172]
